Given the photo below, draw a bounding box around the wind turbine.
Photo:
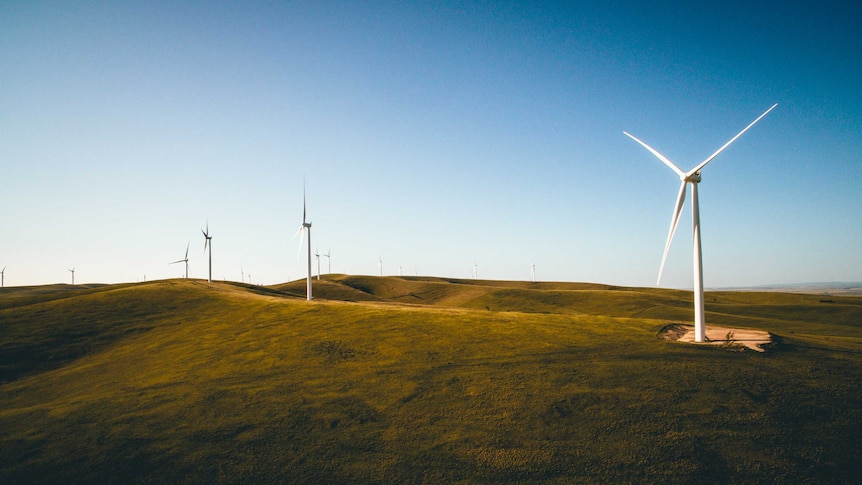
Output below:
[202,222,213,283]
[324,249,331,274]
[171,242,190,278]
[241,268,244,283]
[68,267,75,285]
[473,261,478,279]
[315,248,321,280]
[295,183,313,300]
[624,103,777,343]
[378,257,383,277]
[1,267,5,288]
[531,263,536,283]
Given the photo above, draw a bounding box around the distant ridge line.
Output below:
[716,282,862,295]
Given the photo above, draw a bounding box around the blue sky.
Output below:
[1,0,859,288]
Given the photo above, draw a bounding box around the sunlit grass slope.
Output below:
[1,278,861,483]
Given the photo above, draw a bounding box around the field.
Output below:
[1,275,861,483]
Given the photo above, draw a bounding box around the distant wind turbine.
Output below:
[624,103,777,343]
[171,242,190,278]
[473,261,478,279]
[68,267,75,285]
[399,264,403,277]
[294,182,313,300]
[1,267,5,288]
[315,248,321,280]
[202,221,213,283]
[241,268,244,283]
[531,263,536,283]
[378,257,383,277]
[324,249,331,274]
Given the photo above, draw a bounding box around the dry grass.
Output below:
[1,277,861,483]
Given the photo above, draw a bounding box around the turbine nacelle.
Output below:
[684,172,702,183]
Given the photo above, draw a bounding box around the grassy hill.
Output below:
[1,277,860,483]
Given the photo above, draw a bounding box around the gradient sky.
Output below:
[2,0,860,288]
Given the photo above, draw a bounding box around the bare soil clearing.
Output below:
[660,324,773,352]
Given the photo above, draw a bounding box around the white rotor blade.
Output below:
[302,181,307,224]
[688,103,777,176]
[296,227,305,260]
[657,181,688,285]
[624,131,685,178]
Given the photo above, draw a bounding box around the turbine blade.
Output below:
[657,181,688,285]
[296,227,305,260]
[184,242,189,259]
[624,131,685,178]
[688,103,778,176]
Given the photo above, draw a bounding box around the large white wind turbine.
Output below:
[171,242,190,278]
[202,222,213,283]
[68,267,75,285]
[295,183,313,300]
[624,103,777,342]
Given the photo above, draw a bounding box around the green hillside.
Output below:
[1,277,860,483]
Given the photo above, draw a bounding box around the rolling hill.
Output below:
[1,276,860,483]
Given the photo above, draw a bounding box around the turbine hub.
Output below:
[685,171,702,183]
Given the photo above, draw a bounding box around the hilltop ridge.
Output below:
[1,278,861,483]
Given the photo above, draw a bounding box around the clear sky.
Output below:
[2,0,860,288]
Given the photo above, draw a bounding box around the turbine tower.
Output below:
[68,267,75,285]
[531,263,536,283]
[624,103,777,342]
[202,222,212,283]
[315,248,321,280]
[295,183,313,300]
[378,257,383,277]
[1,267,5,288]
[171,242,190,278]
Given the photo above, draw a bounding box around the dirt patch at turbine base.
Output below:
[659,324,774,352]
